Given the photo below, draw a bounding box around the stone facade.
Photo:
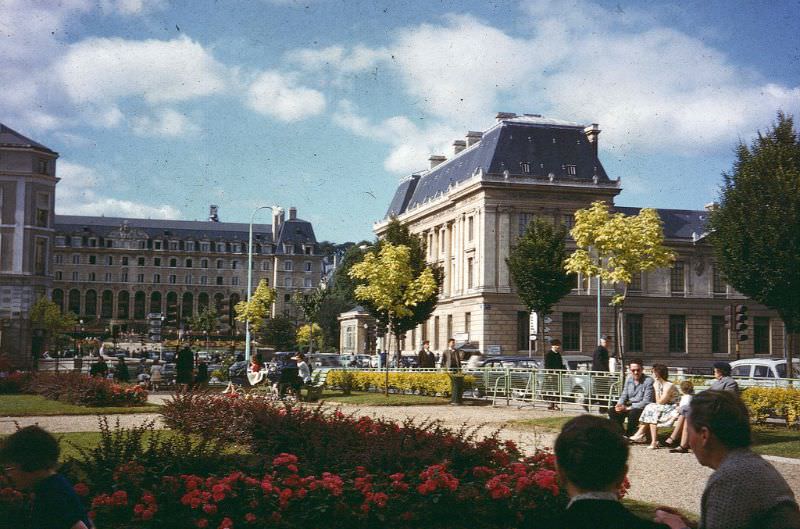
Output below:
[376,114,782,369]
[0,125,58,367]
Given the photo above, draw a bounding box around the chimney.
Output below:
[208,205,219,222]
[452,140,466,155]
[288,206,297,220]
[584,123,601,157]
[495,112,517,122]
[466,131,483,147]
[272,206,285,241]
[429,155,446,169]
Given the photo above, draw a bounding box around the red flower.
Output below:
[73,483,90,496]
[203,503,218,515]
[218,517,234,528]
[195,519,209,528]
[244,512,257,523]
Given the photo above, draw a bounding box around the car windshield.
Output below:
[775,361,800,378]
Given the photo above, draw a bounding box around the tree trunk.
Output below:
[788,329,798,380]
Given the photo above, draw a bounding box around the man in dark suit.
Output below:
[592,335,612,372]
[543,339,566,410]
[552,415,668,529]
[416,340,435,368]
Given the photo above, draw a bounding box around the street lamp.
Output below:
[245,205,274,362]
[363,323,369,355]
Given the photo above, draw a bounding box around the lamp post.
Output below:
[363,323,369,355]
[246,205,273,362]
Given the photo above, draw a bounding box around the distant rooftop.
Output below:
[614,206,710,241]
[0,123,57,154]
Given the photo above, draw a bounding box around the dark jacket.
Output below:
[592,345,610,371]
[417,349,435,368]
[544,349,565,370]
[553,499,669,529]
[441,347,461,370]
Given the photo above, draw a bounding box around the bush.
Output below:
[0,371,33,394]
[326,370,475,397]
[741,386,800,425]
[31,372,148,407]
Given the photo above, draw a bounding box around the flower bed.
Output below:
[0,371,33,394]
[31,372,147,407]
[326,370,475,397]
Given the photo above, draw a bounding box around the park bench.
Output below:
[301,369,329,402]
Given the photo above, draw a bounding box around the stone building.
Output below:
[0,125,58,367]
[51,206,324,335]
[376,113,783,368]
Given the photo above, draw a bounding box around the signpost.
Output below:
[529,311,538,358]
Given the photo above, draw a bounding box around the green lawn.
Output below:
[509,415,800,458]
[0,394,161,416]
[319,390,452,406]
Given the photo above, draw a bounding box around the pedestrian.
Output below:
[195,360,209,386]
[175,346,194,391]
[550,415,668,529]
[543,338,566,410]
[113,357,130,383]
[592,335,612,372]
[417,340,436,368]
[655,390,800,529]
[89,357,108,378]
[608,358,655,436]
[0,425,92,529]
[441,338,461,371]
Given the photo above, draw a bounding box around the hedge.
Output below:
[740,386,800,425]
[326,370,475,397]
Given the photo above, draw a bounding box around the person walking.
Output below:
[113,357,129,383]
[175,346,194,391]
[655,390,800,529]
[592,336,612,372]
[441,338,461,371]
[417,340,436,368]
[544,339,566,410]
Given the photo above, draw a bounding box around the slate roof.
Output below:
[0,123,57,154]
[386,115,610,218]
[54,215,318,252]
[614,206,710,241]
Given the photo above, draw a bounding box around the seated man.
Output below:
[553,415,668,529]
[608,358,654,436]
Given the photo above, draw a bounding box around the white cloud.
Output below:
[131,108,200,137]
[56,161,181,219]
[99,0,167,16]
[246,71,326,121]
[58,36,228,106]
[286,44,387,74]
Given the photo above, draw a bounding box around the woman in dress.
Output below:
[628,364,679,449]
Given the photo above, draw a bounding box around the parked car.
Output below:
[729,358,800,386]
[473,356,541,369]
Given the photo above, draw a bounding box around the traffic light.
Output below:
[165,302,178,326]
[735,304,749,342]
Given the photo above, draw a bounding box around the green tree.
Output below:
[296,323,323,351]
[331,244,371,306]
[292,286,329,353]
[189,307,218,335]
[316,293,354,352]
[30,297,78,355]
[565,201,675,365]
[506,219,575,354]
[259,315,296,351]
[709,112,800,377]
[234,279,276,333]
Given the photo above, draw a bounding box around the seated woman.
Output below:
[628,364,679,449]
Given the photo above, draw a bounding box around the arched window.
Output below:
[117,291,130,319]
[52,289,64,312]
[101,290,113,319]
[182,292,193,319]
[213,293,225,314]
[85,289,97,317]
[134,291,146,319]
[150,291,162,315]
[68,289,80,315]
[198,292,209,311]
[169,258,177,267]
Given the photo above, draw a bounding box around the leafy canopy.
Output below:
[189,307,218,335]
[709,112,800,332]
[30,296,77,335]
[296,323,323,350]
[507,218,574,315]
[349,243,438,319]
[565,201,675,305]
[234,279,276,333]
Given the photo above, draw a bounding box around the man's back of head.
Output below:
[555,415,628,492]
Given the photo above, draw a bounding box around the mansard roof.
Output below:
[386,115,611,218]
[614,206,710,241]
[54,214,319,252]
[0,123,57,155]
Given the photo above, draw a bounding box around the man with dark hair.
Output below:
[553,415,668,528]
[0,426,91,529]
[592,335,612,372]
[544,339,566,410]
[441,338,461,371]
[656,391,800,529]
[417,340,435,368]
[608,358,654,436]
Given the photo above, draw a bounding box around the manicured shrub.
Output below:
[741,386,800,425]
[30,372,148,407]
[326,370,475,397]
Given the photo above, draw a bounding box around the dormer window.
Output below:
[566,165,577,176]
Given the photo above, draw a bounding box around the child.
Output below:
[664,380,694,450]
[0,425,91,529]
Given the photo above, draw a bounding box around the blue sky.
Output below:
[2,0,798,242]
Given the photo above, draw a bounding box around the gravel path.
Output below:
[4,395,799,517]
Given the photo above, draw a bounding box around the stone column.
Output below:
[498,208,511,290]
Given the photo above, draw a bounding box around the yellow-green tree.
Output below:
[349,243,438,394]
[30,296,78,356]
[565,201,675,365]
[235,279,276,333]
[296,323,323,351]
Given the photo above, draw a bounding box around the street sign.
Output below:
[529,312,538,335]
[486,345,502,355]
[529,334,537,341]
